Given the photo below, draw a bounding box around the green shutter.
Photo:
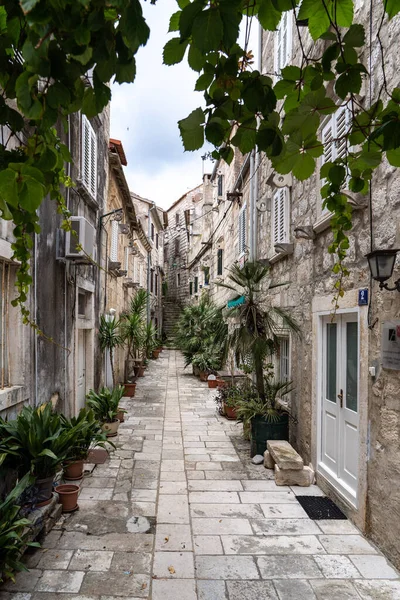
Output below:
[217,249,223,275]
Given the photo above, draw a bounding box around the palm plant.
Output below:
[120,312,144,361]
[130,289,148,317]
[142,322,156,359]
[86,386,124,423]
[99,315,123,387]
[235,377,295,423]
[219,261,300,401]
[59,408,110,460]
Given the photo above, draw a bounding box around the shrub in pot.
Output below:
[120,292,147,385]
[98,315,123,387]
[0,473,40,583]
[0,404,80,504]
[191,348,221,382]
[86,386,124,437]
[60,408,110,480]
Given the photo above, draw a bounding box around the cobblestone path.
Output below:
[1,350,400,600]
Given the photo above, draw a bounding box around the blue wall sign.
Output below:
[227,295,245,309]
[358,289,369,306]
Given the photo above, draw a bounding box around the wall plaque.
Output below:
[382,321,400,370]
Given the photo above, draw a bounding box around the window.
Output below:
[124,247,130,276]
[175,238,180,256]
[217,174,223,197]
[189,281,193,295]
[238,204,247,256]
[151,223,155,241]
[150,270,154,294]
[272,187,290,246]
[156,233,159,249]
[0,261,10,388]
[279,337,290,382]
[176,212,180,227]
[204,267,210,286]
[217,249,223,276]
[194,276,198,293]
[155,273,158,296]
[321,106,351,211]
[177,273,181,287]
[110,220,119,262]
[274,12,292,77]
[81,115,97,199]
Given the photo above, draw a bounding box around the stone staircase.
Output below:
[163,300,182,346]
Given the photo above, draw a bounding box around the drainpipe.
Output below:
[147,202,156,325]
[249,150,255,262]
[252,23,264,263]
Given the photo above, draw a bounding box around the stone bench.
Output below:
[264,440,314,487]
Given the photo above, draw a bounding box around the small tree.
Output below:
[220,262,300,400]
[99,315,122,387]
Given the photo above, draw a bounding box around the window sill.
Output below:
[0,385,28,414]
[313,212,332,234]
[76,179,98,210]
[269,248,293,265]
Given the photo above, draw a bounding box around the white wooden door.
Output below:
[77,329,86,412]
[320,314,359,503]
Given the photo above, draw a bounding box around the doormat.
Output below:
[85,449,108,464]
[296,496,347,520]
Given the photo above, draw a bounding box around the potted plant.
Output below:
[0,473,40,583]
[99,315,123,387]
[86,386,124,437]
[219,261,300,456]
[59,408,110,480]
[121,291,147,385]
[54,483,80,513]
[191,347,221,382]
[0,404,79,505]
[143,322,157,360]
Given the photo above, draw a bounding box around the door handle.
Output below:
[338,389,343,408]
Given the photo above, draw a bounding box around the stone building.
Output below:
[131,193,167,336]
[255,6,400,569]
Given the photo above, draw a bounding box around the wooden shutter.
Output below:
[335,106,349,160]
[82,115,97,199]
[189,281,193,296]
[217,249,223,275]
[273,188,288,244]
[90,125,97,198]
[275,12,292,75]
[110,220,119,262]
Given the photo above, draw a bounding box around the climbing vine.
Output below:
[0,0,400,319]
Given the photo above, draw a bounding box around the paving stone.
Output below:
[194,535,224,555]
[257,555,322,579]
[196,462,223,470]
[273,579,317,600]
[354,579,400,599]
[155,524,193,551]
[206,471,248,480]
[195,556,260,579]
[130,501,156,516]
[161,460,185,471]
[36,549,73,570]
[313,555,361,578]
[151,579,197,600]
[160,471,187,481]
[58,532,153,552]
[226,581,278,599]
[239,491,297,504]
[153,551,195,578]
[79,488,114,501]
[159,481,187,494]
[251,518,322,536]
[110,552,152,574]
[69,550,114,572]
[191,503,264,519]
[36,570,85,593]
[157,494,190,524]
[1,570,42,592]
[222,534,326,555]
[197,580,228,600]
[260,504,309,519]
[350,555,399,579]
[83,477,116,488]
[289,485,324,496]
[317,520,359,534]
[0,594,32,600]
[310,579,363,600]
[188,480,243,491]
[126,516,152,533]
[241,480,288,492]
[131,489,157,502]
[80,572,149,597]
[319,535,378,554]
[192,518,253,535]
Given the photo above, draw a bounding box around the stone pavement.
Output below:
[1,350,400,600]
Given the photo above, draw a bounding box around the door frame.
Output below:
[311,291,369,530]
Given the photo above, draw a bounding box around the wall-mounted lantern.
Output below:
[366,249,400,291]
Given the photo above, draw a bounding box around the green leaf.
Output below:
[192,9,223,53]
[188,45,205,72]
[343,24,365,47]
[177,0,190,7]
[195,72,214,91]
[297,0,329,40]
[387,148,400,166]
[335,67,362,99]
[71,47,93,65]
[180,1,204,39]
[115,58,136,83]
[19,177,45,211]
[231,119,257,154]
[38,449,58,460]
[0,6,7,33]
[335,0,354,27]
[15,72,32,112]
[163,38,189,65]
[168,10,181,32]
[178,107,205,151]
[386,0,400,18]
[258,0,282,30]
[220,146,234,165]
[293,152,315,180]
[0,169,18,208]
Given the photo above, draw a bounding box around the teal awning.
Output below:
[227,295,245,308]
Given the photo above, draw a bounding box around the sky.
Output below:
[110,0,259,211]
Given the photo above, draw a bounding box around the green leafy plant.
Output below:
[219,261,300,401]
[142,322,157,359]
[86,386,124,424]
[59,408,111,461]
[0,473,40,584]
[99,316,123,387]
[0,404,79,479]
[234,377,295,424]
[191,346,222,374]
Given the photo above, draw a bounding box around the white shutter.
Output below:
[335,106,349,160]
[273,188,288,245]
[275,12,292,76]
[81,115,97,200]
[321,120,334,166]
[110,220,119,262]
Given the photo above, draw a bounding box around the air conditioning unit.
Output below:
[65,216,96,261]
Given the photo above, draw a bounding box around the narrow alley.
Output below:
[2,350,399,600]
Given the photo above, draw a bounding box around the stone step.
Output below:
[267,440,304,471]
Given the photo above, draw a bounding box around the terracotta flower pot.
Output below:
[55,484,80,513]
[223,402,237,420]
[102,419,120,438]
[124,382,136,397]
[35,476,54,505]
[208,379,218,389]
[134,365,145,377]
[199,371,208,382]
[63,459,84,481]
[152,349,160,359]
[216,378,228,389]
[117,408,126,423]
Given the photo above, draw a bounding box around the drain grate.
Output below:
[296,495,347,520]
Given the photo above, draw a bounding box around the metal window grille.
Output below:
[0,261,10,388]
